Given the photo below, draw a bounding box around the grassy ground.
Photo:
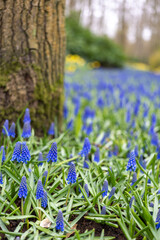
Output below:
[0,59,160,239]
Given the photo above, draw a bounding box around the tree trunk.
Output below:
[0,0,65,133]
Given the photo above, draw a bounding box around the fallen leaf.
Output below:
[40,218,51,228]
[66,222,77,238]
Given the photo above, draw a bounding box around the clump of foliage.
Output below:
[66,13,126,67]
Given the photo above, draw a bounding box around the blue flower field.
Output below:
[1,66,160,239]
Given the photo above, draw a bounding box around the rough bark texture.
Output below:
[0,0,65,133]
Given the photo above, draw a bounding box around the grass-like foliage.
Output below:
[1,66,160,239]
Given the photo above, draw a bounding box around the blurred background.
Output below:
[65,0,160,71]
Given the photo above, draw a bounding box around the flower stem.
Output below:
[38,199,41,221]
[21,198,24,221]
[65,184,71,205]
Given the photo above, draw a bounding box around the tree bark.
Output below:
[0,0,65,133]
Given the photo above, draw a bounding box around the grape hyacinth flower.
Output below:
[151,114,156,126]
[0,172,3,184]
[126,109,131,123]
[126,150,136,172]
[66,162,77,184]
[38,152,43,166]
[56,210,64,231]
[11,142,21,162]
[79,137,91,157]
[48,122,54,135]
[134,145,138,157]
[0,146,5,164]
[82,184,89,198]
[67,119,73,130]
[47,142,57,162]
[157,147,160,160]
[20,142,31,163]
[83,159,89,169]
[23,108,31,123]
[22,122,31,138]
[18,176,28,198]
[41,191,48,208]
[86,123,93,136]
[9,122,16,138]
[156,208,160,229]
[101,206,106,215]
[36,180,44,199]
[131,172,137,186]
[102,180,108,197]
[94,148,100,163]
[151,133,159,147]
[129,196,135,208]
[2,120,9,135]
[108,187,116,199]
[63,104,68,119]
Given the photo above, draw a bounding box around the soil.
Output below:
[69,214,143,240]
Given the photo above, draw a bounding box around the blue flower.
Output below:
[126,150,136,172]
[157,147,160,160]
[48,122,54,135]
[151,114,156,126]
[9,122,16,138]
[156,208,160,229]
[102,180,108,197]
[22,122,31,138]
[108,187,116,199]
[47,142,57,162]
[0,146,5,164]
[101,206,106,215]
[82,184,89,198]
[20,142,31,163]
[94,148,100,163]
[36,180,44,200]
[134,145,138,157]
[126,109,131,123]
[41,191,48,208]
[66,162,77,184]
[79,137,91,157]
[85,123,93,136]
[0,172,3,184]
[131,172,137,186]
[11,142,21,162]
[2,120,9,136]
[18,176,28,198]
[63,104,68,119]
[113,145,119,156]
[67,119,73,130]
[108,150,112,157]
[150,202,154,208]
[129,196,135,208]
[38,152,43,166]
[151,133,159,147]
[56,210,64,231]
[97,96,105,109]
[23,108,31,123]
[83,158,89,169]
